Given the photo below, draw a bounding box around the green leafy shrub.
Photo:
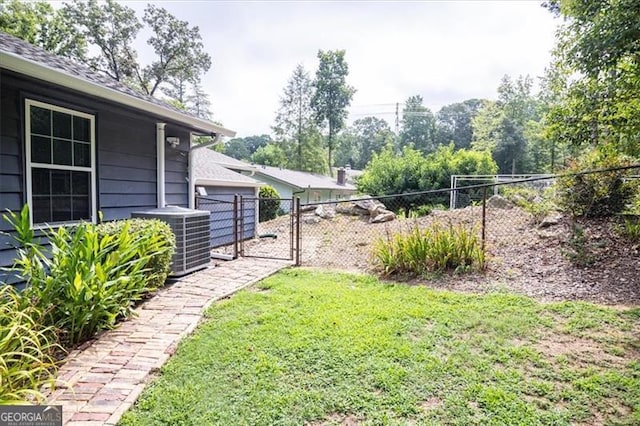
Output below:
[372,222,485,276]
[0,285,59,404]
[502,185,557,224]
[411,204,445,217]
[358,145,498,212]
[556,145,639,218]
[5,206,173,347]
[259,185,280,222]
[97,218,175,290]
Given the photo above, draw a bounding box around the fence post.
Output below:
[295,197,301,266]
[233,194,239,259]
[289,199,294,261]
[481,186,487,256]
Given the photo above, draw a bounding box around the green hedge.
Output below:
[556,145,639,218]
[97,218,175,290]
[259,185,280,222]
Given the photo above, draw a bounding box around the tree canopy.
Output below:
[311,50,356,173]
[273,64,324,172]
[0,0,86,60]
[3,0,215,119]
[542,0,640,157]
[399,95,437,154]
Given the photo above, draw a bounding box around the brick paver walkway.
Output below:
[47,257,290,425]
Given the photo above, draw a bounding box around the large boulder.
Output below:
[336,202,369,216]
[315,205,336,219]
[354,198,387,213]
[370,211,396,223]
[335,199,396,223]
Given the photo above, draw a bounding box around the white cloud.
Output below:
[122,1,559,137]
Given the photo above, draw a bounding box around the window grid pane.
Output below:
[29,102,93,224]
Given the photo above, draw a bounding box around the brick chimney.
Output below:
[337,167,346,186]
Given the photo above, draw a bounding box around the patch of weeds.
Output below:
[617,216,640,241]
[562,222,596,267]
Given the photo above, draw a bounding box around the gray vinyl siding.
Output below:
[97,110,157,220]
[198,186,256,248]
[0,82,23,283]
[0,70,193,282]
[164,129,190,207]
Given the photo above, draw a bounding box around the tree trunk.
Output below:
[328,127,334,177]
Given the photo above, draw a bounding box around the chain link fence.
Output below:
[295,166,640,277]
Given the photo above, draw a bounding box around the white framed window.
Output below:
[25,99,96,226]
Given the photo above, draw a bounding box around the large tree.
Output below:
[337,117,394,170]
[62,1,211,99]
[62,0,141,82]
[137,4,211,97]
[311,50,356,174]
[186,83,212,120]
[224,135,272,161]
[471,75,544,174]
[273,64,320,171]
[0,0,86,60]
[435,99,484,149]
[399,95,437,154]
[543,0,640,157]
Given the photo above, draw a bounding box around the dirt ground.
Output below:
[246,205,640,307]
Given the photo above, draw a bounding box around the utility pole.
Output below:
[395,102,399,135]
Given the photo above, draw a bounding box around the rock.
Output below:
[487,195,514,209]
[315,205,336,219]
[302,215,320,224]
[335,202,368,216]
[538,212,563,228]
[354,198,378,211]
[299,204,317,213]
[370,211,396,223]
[354,198,388,214]
[369,205,387,217]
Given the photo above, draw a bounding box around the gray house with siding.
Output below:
[192,148,261,247]
[198,151,359,211]
[0,32,236,282]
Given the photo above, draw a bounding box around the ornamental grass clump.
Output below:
[372,221,485,276]
[0,285,60,404]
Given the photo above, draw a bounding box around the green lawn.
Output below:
[120,269,640,425]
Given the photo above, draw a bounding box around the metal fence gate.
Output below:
[196,195,299,263]
[239,197,299,263]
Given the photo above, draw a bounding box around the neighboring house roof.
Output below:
[254,165,357,191]
[193,149,261,188]
[199,150,256,171]
[0,31,235,137]
[201,151,356,191]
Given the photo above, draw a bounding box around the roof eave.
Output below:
[0,51,236,137]
[195,178,262,188]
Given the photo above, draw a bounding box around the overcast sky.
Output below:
[125,1,560,138]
